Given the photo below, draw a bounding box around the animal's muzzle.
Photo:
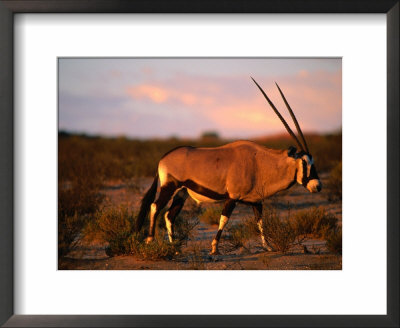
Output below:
[307,179,322,193]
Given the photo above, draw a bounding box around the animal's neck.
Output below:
[259,154,297,198]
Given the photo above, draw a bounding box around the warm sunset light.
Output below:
[59,58,342,271]
[59,58,341,139]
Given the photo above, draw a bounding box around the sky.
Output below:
[58,58,341,139]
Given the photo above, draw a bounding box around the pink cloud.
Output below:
[126,85,168,103]
[126,83,216,107]
[124,68,341,137]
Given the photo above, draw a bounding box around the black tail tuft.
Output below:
[135,173,159,232]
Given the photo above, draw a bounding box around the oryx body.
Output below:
[136,79,322,254]
[159,141,299,203]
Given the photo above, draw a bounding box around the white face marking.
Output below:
[296,159,304,184]
[307,179,322,193]
[302,155,313,177]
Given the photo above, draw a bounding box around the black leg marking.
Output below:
[148,183,176,238]
[211,199,236,254]
[222,199,236,217]
[166,189,188,224]
[213,199,235,243]
[252,203,262,220]
[164,189,188,241]
[215,229,223,242]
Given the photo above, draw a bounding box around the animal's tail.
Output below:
[135,173,159,232]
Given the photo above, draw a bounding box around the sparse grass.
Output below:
[325,226,342,254]
[173,215,200,245]
[89,206,137,256]
[326,161,342,201]
[222,218,258,253]
[261,206,298,253]
[58,143,105,257]
[199,206,222,226]
[132,238,179,260]
[58,213,91,258]
[58,132,342,262]
[259,253,272,268]
[259,205,341,254]
[187,242,207,270]
[125,176,145,194]
[84,205,199,260]
[291,207,338,240]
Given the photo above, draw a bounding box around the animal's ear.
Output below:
[287,146,297,157]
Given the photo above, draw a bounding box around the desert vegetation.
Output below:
[58,131,342,269]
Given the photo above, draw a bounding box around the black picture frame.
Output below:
[0,1,398,327]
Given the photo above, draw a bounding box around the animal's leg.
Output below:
[147,183,176,243]
[252,203,273,251]
[210,199,236,255]
[164,188,188,242]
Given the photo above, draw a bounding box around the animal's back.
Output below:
[158,141,266,195]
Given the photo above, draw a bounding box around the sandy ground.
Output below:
[60,174,342,270]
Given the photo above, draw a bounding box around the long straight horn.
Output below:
[251,77,304,151]
[275,82,309,153]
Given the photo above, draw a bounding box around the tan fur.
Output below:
[158,141,297,203]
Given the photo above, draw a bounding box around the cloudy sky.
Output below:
[59,58,341,139]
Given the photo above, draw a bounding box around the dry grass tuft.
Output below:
[325,226,342,254]
[199,206,222,226]
[326,161,342,201]
[259,205,341,254]
[84,205,199,260]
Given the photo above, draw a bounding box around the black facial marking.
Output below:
[302,159,308,187]
[309,164,319,180]
[287,146,297,157]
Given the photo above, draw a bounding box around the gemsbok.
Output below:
[136,78,322,254]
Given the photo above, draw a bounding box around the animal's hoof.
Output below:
[145,237,154,244]
[209,250,220,255]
